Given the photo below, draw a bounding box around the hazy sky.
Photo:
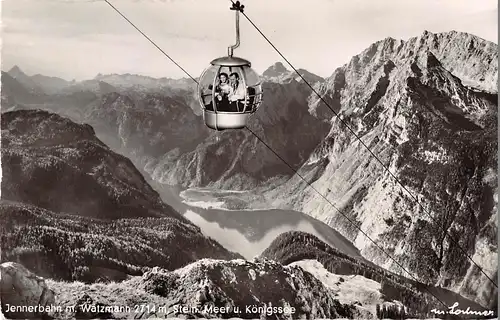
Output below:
[2,0,498,81]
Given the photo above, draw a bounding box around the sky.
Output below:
[1,0,498,81]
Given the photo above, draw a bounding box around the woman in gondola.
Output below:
[214,72,231,111]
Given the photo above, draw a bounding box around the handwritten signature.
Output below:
[431,302,495,317]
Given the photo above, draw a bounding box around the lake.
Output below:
[152,182,365,261]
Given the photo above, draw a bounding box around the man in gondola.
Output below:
[228,72,246,112]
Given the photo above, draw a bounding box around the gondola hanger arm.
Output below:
[230,1,245,13]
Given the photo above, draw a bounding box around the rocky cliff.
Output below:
[83,91,209,166]
[0,262,56,319]
[265,31,498,309]
[43,258,367,320]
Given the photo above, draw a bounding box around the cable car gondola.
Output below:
[197,1,263,131]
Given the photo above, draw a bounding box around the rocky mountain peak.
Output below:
[311,31,497,132]
[262,62,325,86]
[7,65,27,78]
[339,30,497,92]
[263,62,289,77]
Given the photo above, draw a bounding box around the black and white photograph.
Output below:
[0,0,498,319]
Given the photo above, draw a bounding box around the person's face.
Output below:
[230,75,237,84]
[220,75,227,83]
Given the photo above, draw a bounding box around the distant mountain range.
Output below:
[3,61,323,102]
[1,29,497,317]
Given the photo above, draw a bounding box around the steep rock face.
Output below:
[0,262,55,319]
[266,31,498,308]
[84,91,209,167]
[93,73,195,91]
[29,74,71,94]
[149,80,331,189]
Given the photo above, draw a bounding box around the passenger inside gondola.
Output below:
[228,72,246,112]
[214,72,231,111]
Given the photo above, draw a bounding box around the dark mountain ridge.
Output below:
[1,109,241,283]
[1,109,178,220]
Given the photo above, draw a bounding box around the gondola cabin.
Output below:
[198,56,263,131]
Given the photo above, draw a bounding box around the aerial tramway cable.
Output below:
[102,0,496,313]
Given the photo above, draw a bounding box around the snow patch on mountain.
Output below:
[290,259,384,318]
